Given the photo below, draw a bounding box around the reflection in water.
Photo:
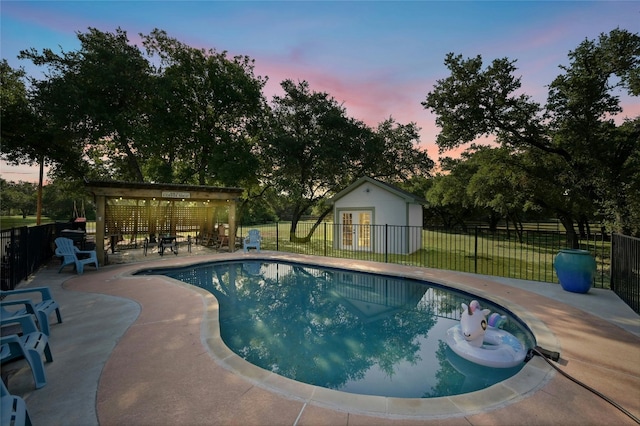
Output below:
[151,261,533,398]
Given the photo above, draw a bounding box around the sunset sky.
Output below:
[1,1,638,183]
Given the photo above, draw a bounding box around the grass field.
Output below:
[244,222,611,289]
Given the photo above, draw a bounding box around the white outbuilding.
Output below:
[330,176,424,254]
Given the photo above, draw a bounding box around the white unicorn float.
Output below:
[446,300,526,369]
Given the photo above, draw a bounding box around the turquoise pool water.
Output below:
[139,260,535,398]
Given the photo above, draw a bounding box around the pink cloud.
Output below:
[254,54,444,161]
[0,162,48,184]
[618,99,640,122]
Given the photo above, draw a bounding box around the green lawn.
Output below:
[243,222,611,288]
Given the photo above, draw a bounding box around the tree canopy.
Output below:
[11,27,269,185]
[2,27,433,228]
[423,28,640,238]
[263,80,433,239]
[6,25,637,238]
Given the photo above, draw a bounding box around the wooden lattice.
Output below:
[105,199,229,247]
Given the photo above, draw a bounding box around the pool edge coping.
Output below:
[125,251,558,420]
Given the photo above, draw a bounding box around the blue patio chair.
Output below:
[243,229,261,253]
[1,314,53,389]
[0,287,62,336]
[55,237,99,274]
[1,379,32,426]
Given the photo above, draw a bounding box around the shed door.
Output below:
[340,211,371,250]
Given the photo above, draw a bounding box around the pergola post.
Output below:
[229,199,237,252]
[95,194,106,265]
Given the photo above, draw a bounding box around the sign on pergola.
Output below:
[85,181,244,264]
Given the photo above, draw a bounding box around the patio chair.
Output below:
[0,287,62,336]
[1,314,53,389]
[217,225,230,250]
[55,237,99,274]
[243,229,261,253]
[199,231,217,247]
[1,379,32,426]
[144,235,163,256]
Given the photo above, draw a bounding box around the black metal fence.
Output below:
[1,223,58,291]
[239,222,611,288]
[3,221,637,315]
[611,233,640,314]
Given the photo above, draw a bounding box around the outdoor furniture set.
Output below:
[1,286,62,425]
[198,227,261,253]
[143,234,180,256]
[198,225,231,250]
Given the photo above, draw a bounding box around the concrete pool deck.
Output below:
[2,251,639,425]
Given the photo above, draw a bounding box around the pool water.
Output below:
[143,260,535,398]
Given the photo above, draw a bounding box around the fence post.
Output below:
[276,222,279,252]
[323,222,327,257]
[610,234,616,291]
[10,228,18,289]
[385,224,388,263]
[474,227,478,274]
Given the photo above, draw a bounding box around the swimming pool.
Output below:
[138,259,536,399]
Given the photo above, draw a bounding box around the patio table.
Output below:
[159,236,178,256]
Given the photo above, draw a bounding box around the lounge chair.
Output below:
[1,314,53,389]
[55,237,99,274]
[199,232,217,247]
[243,229,261,253]
[1,379,32,426]
[0,287,62,336]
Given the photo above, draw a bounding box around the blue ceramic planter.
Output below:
[554,249,596,293]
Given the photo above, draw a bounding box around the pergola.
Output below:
[85,181,244,264]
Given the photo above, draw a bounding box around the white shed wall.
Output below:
[334,182,407,225]
[333,182,423,254]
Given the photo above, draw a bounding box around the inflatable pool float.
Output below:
[446,300,526,369]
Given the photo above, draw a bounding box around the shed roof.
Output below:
[329,176,426,204]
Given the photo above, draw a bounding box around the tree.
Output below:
[141,29,268,186]
[19,27,153,181]
[0,60,54,224]
[0,60,37,163]
[362,118,434,181]
[41,179,95,220]
[425,155,489,230]
[263,80,433,241]
[546,29,640,235]
[423,28,640,239]
[262,80,365,240]
[14,27,270,189]
[0,181,38,218]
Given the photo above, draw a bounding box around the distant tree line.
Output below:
[1,27,638,241]
[0,177,94,221]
